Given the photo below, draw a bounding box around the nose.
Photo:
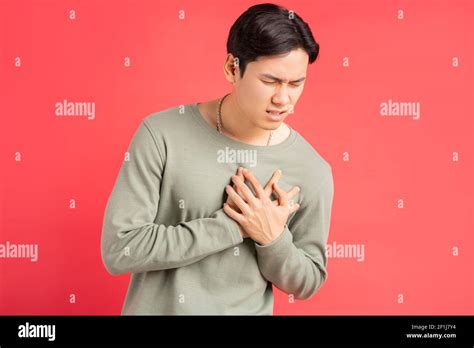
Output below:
[272,84,290,106]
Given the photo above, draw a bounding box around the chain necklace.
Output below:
[216,93,274,146]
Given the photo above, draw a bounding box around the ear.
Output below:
[223,54,239,83]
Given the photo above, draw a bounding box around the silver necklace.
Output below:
[216,94,274,146]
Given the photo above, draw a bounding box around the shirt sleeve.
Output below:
[101,119,243,276]
[253,171,334,300]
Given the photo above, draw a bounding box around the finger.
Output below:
[232,175,258,205]
[223,202,245,225]
[227,194,242,211]
[288,201,300,214]
[242,168,265,198]
[273,182,288,206]
[237,167,245,191]
[231,167,245,197]
[286,185,300,200]
[238,167,245,179]
[263,169,282,197]
[269,185,300,206]
[286,186,301,213]
[226,185,251,215]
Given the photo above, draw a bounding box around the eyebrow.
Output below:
[259,73,306,83]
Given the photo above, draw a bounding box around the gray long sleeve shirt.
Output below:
[101,102,334,315]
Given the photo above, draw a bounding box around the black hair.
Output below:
[226,3,320,78]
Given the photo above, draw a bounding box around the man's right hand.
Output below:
[225,167,301,238]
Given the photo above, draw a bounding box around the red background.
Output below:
[1,0,472,315]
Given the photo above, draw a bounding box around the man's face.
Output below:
[233,47,309,130]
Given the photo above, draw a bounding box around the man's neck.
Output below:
[219,94,279,146]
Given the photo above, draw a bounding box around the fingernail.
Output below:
[277,169,282,174]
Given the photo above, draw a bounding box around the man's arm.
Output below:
[253,173,334,300]
[101,119,243,276]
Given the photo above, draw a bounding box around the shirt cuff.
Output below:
[213,208,244,245]
[254,224,293,253]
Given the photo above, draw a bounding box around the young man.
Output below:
[101,3,334,315]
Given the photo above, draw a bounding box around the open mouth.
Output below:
[266,110,286,115]
[266,110,287,121]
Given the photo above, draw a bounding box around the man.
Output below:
[101,3,334,315]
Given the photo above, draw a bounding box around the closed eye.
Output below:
[262,80,303,87]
